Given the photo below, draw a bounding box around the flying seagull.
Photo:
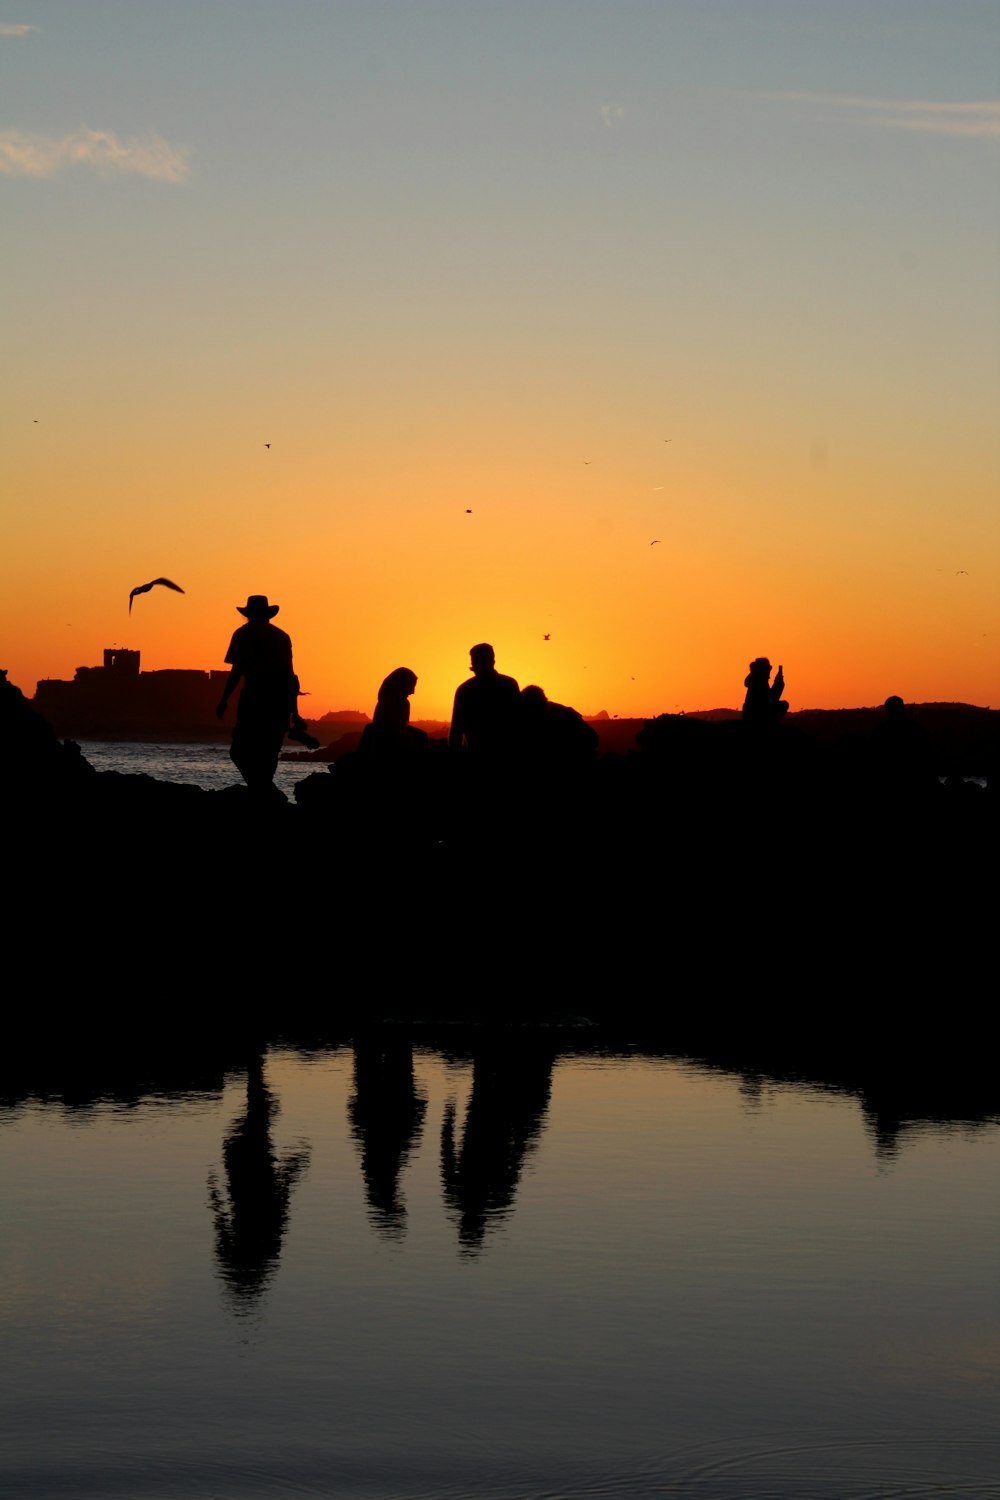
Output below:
[650,539,661,546]
[543,633,551,641]
[129,577,185,614]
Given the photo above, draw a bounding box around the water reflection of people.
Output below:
[441,1034,554,1256]
[348,1028,428,1241]
[208,1050,310,1312]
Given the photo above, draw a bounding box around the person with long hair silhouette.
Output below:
[358,668,428,760]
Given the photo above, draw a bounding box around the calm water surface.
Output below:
[2,1042,998,1499]
[72,741,989,797]
[76,740,314,798]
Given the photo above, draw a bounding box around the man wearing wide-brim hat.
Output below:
[216,594,305,792]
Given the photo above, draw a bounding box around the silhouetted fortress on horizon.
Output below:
[34,649,232,740]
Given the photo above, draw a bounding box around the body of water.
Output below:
[76,740,321,798]
[2,1037,998,1499]
[70,739,991,797]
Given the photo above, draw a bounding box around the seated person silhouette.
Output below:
[448,643,520,757]
[519,684,599,766]
[874,694,934,790]
[358,668,428,760]
[742,657,789,725]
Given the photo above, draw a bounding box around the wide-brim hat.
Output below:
[237,594,280,618]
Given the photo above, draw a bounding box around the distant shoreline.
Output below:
[43,701,997,783]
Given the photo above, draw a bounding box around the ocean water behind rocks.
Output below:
[76,739,319,798]
[73,738,988,797]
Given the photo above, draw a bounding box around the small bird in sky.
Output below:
[543,633,550,641]
[650,539,661,546]
[583,460,592,465]
[956,570,968,575]
[129,577,185,614]
[264,442,271,449]
[465,508,473,513]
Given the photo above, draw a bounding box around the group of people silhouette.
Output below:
[213,592,944,808]
[209,1036,554,1312]
[215,596,602,793]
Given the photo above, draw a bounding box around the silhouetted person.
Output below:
[440,1035,554,1256]
[742,657,788,725]
[519,684,599,766]
[358,667,428,760]
[348,1030,428,1241]
[449,643,520,757]
[216,594,315,792]
[207,1050,310,1313]
[874,694,934,792]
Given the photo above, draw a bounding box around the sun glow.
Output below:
[2,7,997,719]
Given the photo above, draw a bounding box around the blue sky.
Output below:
[3,2,998,715]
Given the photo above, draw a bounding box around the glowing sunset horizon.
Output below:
[3,4,997,725]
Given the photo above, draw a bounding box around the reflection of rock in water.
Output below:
[348,1030,427,1241]
[441,1034,554,1256]
[208,1051,310,1313]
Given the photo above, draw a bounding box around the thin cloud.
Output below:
[0,126,190,181]
[0,22,36,35]
[762,92,1000,140]
[600,103,625,128]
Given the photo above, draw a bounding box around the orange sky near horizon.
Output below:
[5,364,997,721]
[2,4,998,722]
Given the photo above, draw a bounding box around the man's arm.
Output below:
[216,666,241,719]
[448,689,465,750]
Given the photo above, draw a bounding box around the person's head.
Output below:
[378,667,417,702]
[521,684,547,713]
[237,594,279,622]
[884,694,906,720]
[747,657,771,680]
[469,643,495,674]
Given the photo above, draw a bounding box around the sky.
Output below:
[2,0,998,720]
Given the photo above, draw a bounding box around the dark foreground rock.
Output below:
[4,671,996,1044]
